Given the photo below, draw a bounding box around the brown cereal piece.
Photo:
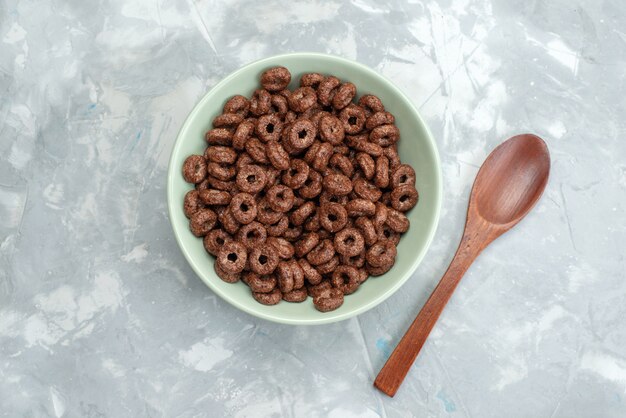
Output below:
[334,227,365,257]
[331,266,360,295]
[356,152,376,180]
[243,272,277,293]
[386,208,410,233]
[376,223,401,245]
[255,113,283,143]
[292,195,306,209]
[236,221,267,249]
[208,176,237,194]
[317,229,332,241]
[249,246,279,275]
[232,120,255,150]
[282,288,307,303]
[220,207,240,235]
[252,288,282,305]
[309,110,330,128]
[207,162,236,181]
[303,212,321,232]
[203,229,232,256]
[346,136,383,157]
[199,189,231,206]
[245,137,269,164]
[373,202,388,227]
[282,159,309,189]
[266,236,294,259]
[288,86,317,113]
[260,66,291,92]
[358,94,385,114]
[391,164,416,188]
[290,260,305,289]
[276,261,295,293]
[329,153,354,177]
[184,190,204,218]
[294,232,320,257]
[345,199,376,217]
[266,185,295,213]
[256,198,283,225]
[270,94,289,115]
[263,166,281,190]
[353,178,383,202]
[189,208,217,237]
[213,113,244,129]
[319,202,348,233]
[298,258,322,285]
[299,103,322,121]
[315,255,339,275]
[266,215,289,237]
[318,191,349,206]
[391,184,418,212]
[290,201,316,226]
[182,155,207,184]
[331,82,356,110]
[370,124,400,147]
[357,267,369,283]
[384,146,401,169]
[300,72,324,89]
[249,89,272,116]
[217,241,247,274]
[205,146,237,165]
[205,128,233,146]
[195,178,210,192]
[313,288,344,312]
[322,173,353,196]
[310,142,334,172]
[223,95,250,116]
[307,280,332,298]
[306,239,336,265]
[341,251,366,268]
[366,240,397,268]
[319,114,345,145]
[265,141,290,171]
[236,164,267,194]
[298,170,323,199]
[287,119,317,150]
[318,76,341,106]
[229,193,257,224]
[215,262,241,283]
[282,221,303,242]
[355,216,378,246]
[366,260,394,276]
[374,155,390,189]
[339,104,366,135]
[365,111,395,130]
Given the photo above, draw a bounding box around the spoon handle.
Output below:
[374,228,487,397]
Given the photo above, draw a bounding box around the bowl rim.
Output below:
[167,52,442,325]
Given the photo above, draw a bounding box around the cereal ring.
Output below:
[366,260,394,276]
[282,288,307,303]
[199,189,231,206]
[315,255,339,275]
[205,128,233,146]
[366,240,397,268]
[292,195,306,209]
[252,288,282,305]
[232,120,255,151]
[341,251,365,268]
[376,223,401,245]
[266,215,289,237]
[310,142,334,172]
[322,173,353,196]
[294,232,320,257]
[249,89,272,116]
[357,268,369,283]
[217,241,247,273]
[205,146,237,165]
[249,246,279,275]
[270,94,289,115]
[282,221,303,242]
[353,178,382,201]
[358,94,385,113]
[298,169,323,199]
[307,280,332,298]
[265,141,290,171]
[386,208,410,233]
[288,86,317,113]
[266,236,294,259]
[365,111,395,130]
[243,272,277,293]
[279,160,307,190]
[207,162,236,181]
[355,216,378,246]
[299,103,322,121]
[298,258,322,285]
[319,114,345,145]
[300,72,324,89]
[373,202,388,227]
[331,266,360,294]
[256,198,283,225]
[390,164,416,188]
[229,193,257,224]
[219,207,240,234]
[266,185,295,213]
[329,153,354,177]
[235,164,267,194]
[338,104,366,134]
[334,227,365,257]
[374,156,390,188]
[223,95,250,117]
[319,202,348,233]
[203,229,232,256]
[346,136,383,156]
[195,178,210,192]
[276,261,295,293]
[290,201,316,226]
[306,239,336,265]
[215,262,240,283]
[345,199,376,217]
[310,110,330,128]
[245,137,269,164]
[370,124,400,147]
[303,212,321,232]
[313,288,344,312]
[260,66,291,92]
[182,155,207,184]
[208,176,237,193]
[236,221,267,249]
[391,184,418,212]
[254,114,282,143]
[189,208,217,237]
[287,119,317,150]
[318,76,341,106]
[184,190,204,218]
[356,152,376,180]
[318,191,349,206]
[290,260,305,289]
[213,113,244,129]
[384,146,401,169]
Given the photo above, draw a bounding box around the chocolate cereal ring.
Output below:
[315,255,339,275]
[282,221,303,242]
[249,246,279,275]
[365,111,395,130]
[288,87,317,113]
[341,251,365,268]
[322,173,353,196]
[203,229,232,256]
[182,155,207,184]
[245,137,269,164]
[217,241,247,274]
[306,239,336,266]
[370,124,400,147]
[270,94,289,115]
[266,215,289,237]
[276,261,295,293]
[260,66,291,92]
[331,266,360,294]
[356,152,376,180]
[252,288,282,305]
[199,189,231,206]
[310,142,333,172]
[282,287,307,303]
[266,237,295,260]
[249,89,272,116]
[373,202,388,227]
[207,162,235,181]
[205,146,237,165]
[319,114,345,145]
[358,94,385,114]
[391,184,418,212]
[235,164,267,194]
[205,128,233,146]
[376,223,401,245]
[329,153,354,177]
[298,258,322,285]
[355,216,378,246]
[295,232,320,258]
[313,288,344,312]
[281,159,309,189]
[232,120,255,150]
[331,82,356,110]
[318,76,341,107]
[353,178,382,201]
[307,280,332,298]
[265,141,290,171]
[287,119,317,150]
[213,113,244,129]
[255,113,282,143]
[290,201,316,226]
[374,156,390,188]
[215,262,240,283]
[266,185,295,213]
[189,208,217,237]
[366,260,394,276]
[339,104,366,135]
[384,146,401,169]
[223,95,250,117]
[236,221,267,249]
[184,190,204,218]
[391,164,416,188]
[229,193,257,224]
[334,227,365,257]
[256,198,283,225]
[303,212,321,232]
[366,240,397,268]
[385,208,410,233]
[345,199,376,217]
[243,272,277,293]
[298,170,323,199]
[300,72,324,89]
[319,202,348,233]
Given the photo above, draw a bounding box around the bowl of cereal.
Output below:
[167,53,441,325]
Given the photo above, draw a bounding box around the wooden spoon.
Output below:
[374,134,550,397]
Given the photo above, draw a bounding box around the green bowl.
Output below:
[167,53,441,325]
